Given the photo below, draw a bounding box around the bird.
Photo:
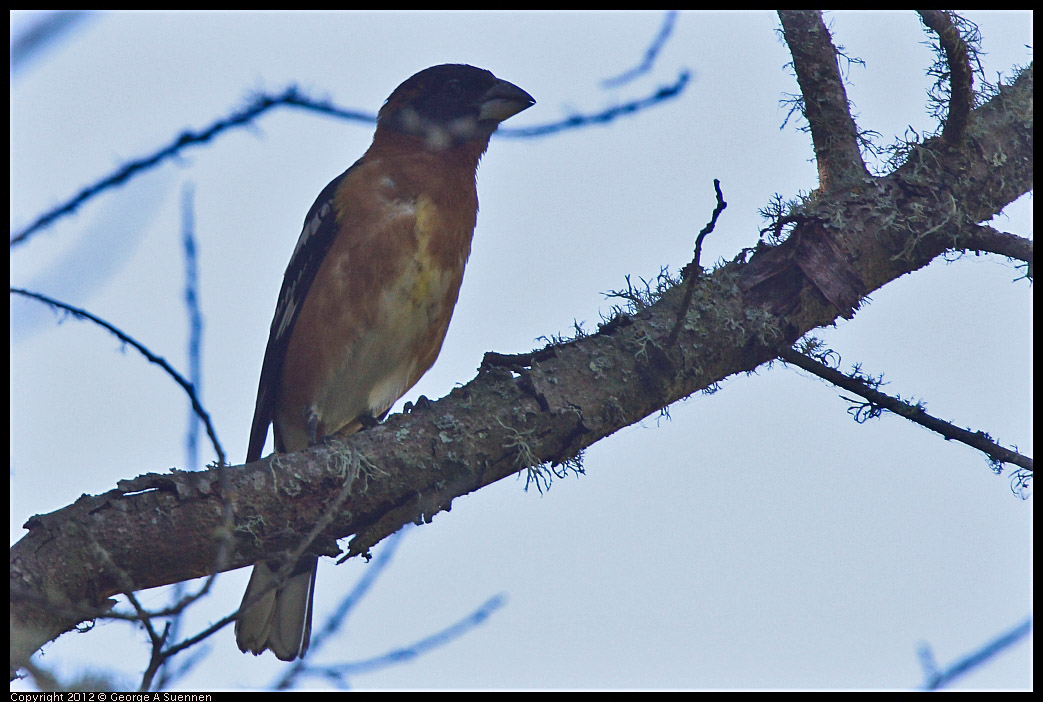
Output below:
[234,64,535,661]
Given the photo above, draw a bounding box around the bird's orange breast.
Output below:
[274,155,477,451]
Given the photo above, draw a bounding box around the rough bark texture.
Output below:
[10,42,1032,679]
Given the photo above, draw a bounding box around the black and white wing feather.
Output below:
[245,166,355,463]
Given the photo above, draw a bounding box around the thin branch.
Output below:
[667,178,728,346]
[152,185,202,693]
[304,594,507,688]
[778,10,871,191]
[11,73,690,247]
[10,10,96,75]
[138,622,171,692]
[601,10,680,88]
[958,224,1033,273]
[779,345,1032,474]
[497,69,691,137]
[9,579,215,625]
[181,183,204,470]
[918,616,1032,690]
[9,87,343,248]
[155,611,238,662]
[147,184,212,693]
[917,10,976,145]
[178,183,235,568]
[9,287,227,467]
[81,526,173,692]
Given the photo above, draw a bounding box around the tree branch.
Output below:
[918,616,1033,690]
[779,345,1032,473]
[917,10,976,145]
[9,287,227,467]
[778,10,871,191]
[957,224,1033,274]
[667,178,728,346]
[601,10,680,88]
[10,73,689,247]
[10,36,1033,678]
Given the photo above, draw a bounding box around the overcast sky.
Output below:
[10,10,1032,691]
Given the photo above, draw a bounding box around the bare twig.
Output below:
[601,10,680,88]
[9,87,343,248]
[10,10,95,75]
[299,594,507,688]
[667,179,728,347]
[11,73,690,247]
[499,69,690,137]
[779,345,1032,474]
[918,616,1032,690]
[9,287,227,466]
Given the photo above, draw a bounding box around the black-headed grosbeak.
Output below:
[235,64,534,661]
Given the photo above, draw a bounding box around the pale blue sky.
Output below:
[11,10,1032,690]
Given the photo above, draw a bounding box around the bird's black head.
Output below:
[378,64,534,150]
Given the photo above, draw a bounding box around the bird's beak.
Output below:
[479,78,535,123]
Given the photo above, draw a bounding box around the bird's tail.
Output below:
[235,556,317,661]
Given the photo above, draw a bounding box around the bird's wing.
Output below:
[246,165,356,463]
